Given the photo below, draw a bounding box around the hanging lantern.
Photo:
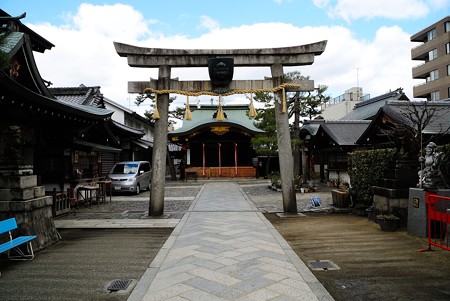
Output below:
[248,93,257,118]
[152,94,160,120]
[184,96,192,120]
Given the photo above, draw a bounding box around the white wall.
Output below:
[104,102,125,123]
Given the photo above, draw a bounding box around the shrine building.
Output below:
[168,104,264,178]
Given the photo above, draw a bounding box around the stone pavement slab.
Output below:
[130,182,333,301]
[54,218,180,229]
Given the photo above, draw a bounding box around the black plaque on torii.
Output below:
[208,58,234,93]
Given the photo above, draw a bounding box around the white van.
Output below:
[107,161,151,194]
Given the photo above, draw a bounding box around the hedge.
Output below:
[348,148,396,206]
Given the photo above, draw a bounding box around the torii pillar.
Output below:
[114,41,327,216]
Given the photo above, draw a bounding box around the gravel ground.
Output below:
[241,181,333,213]
[58,179,335,221]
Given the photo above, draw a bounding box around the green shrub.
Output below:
[348,148,396,206]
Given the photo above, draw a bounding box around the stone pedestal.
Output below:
[0,165,60,251]
[372,158,418,228]
[407,188,427,237]
[408,189,450,238]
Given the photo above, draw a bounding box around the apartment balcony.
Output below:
[411,35,443,60]
[413,77,450,98]
[412,57,443,78]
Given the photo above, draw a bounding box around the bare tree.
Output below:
[377,100,450,187]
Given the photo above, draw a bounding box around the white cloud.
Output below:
[73,3,152,41]
[28,4,418,118]
[317,0,433,22]
[313,0,330,8]
[197,15,220,32]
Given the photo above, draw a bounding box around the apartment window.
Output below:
[427,28,436,41]
[445,21,450,33]
[429,48,438,61]
[429,69,439,81]
[446,42,450,55]
[448,65,450,76]
[430,91,440,101]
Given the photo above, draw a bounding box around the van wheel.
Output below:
[135,184,140,195]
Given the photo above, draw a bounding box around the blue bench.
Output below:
[0,218,37,260]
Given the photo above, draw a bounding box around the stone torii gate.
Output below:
[114,41,327,216]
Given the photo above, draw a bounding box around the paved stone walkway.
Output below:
[129,182,333,301]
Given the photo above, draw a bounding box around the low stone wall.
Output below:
[0,171,60,251]
[372,187,409,227]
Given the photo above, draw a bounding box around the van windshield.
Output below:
[111,163,139,175]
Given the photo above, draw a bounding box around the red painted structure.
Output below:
[426,193,450,251]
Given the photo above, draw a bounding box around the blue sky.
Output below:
[3,0,447,39]
[2,0,450,115]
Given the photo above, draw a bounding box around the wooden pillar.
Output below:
[149,65,171,216]
[271,64,297,213]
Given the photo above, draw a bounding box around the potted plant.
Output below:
[269,172,281,191]
[328,178,336,188]
[334,176,342,188]
[376,214,400,232]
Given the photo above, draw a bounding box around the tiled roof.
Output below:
[319,120,371,146]
[49,85,104,107]
[110,120,145,137]
[299,119,325,137]
[0,31,24,54]
[0,70,113,120]
[169,105,264,135]
[341,89,409,120]
[0,9,54,52]
[383,100,450,135]
[356,100,450,145]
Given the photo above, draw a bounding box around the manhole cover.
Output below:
[308,260,340,271]
[107,279,132,291]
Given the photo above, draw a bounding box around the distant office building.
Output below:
[411,16,450,100]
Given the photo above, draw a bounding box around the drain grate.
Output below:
[107,279,132,291]
[308,260,340,271]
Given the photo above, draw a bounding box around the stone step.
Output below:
[0,195,52,211]
[0,185,46,201]
[0,174,37,189]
